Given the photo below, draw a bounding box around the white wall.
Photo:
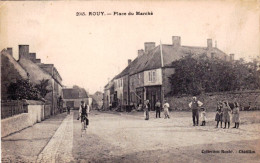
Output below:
[144,68,162,86]
[1,103,45,137]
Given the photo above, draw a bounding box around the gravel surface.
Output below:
[2,111,260,163]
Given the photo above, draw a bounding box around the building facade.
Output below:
[104,36,234,111]
[62,86,91,109]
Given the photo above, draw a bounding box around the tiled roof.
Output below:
[62,88,89,99]
[1,50,28,79]
[114,44,228,78]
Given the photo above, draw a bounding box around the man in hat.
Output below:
[155,99,161,118]
[189,96,203,126]
[79,101,90,127]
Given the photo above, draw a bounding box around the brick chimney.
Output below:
[144,42,155,53]
[230,53,234,61]
[29,53,36,62]
[172,36,181,47]
[19,45,29,60]
[128,59,132,65]
[207,39,213,48]
[6,48,13,56]
[35,59,41,63]
[138,49,144,57]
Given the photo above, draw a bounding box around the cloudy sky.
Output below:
[0,1,259,94]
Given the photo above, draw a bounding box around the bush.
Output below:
[169,55,260,96]
[7,79,51,100]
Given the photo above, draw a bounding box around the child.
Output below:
[232,102,240,129]
[200,107,206,126]
[215,102,223,128]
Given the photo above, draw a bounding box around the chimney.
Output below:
[138,49,144,57]
[29,53,36,62]
[128,59,132,65]
[172,36,181,47]
[35,59,41,63]
[207,39,212,48]
[6,48,13,56]
[230,53,234,61]
[19,45,29,60]
[144,42,156,53]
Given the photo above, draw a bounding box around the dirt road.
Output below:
[2,111,260,163]
[73,111,260,163]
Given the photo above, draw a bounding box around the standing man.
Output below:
[144,100,151,120]
[155,99,161,118]
[189,96,203,126]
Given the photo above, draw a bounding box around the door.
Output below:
[151,94,156,111]
[66,101,74,108]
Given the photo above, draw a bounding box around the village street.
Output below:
[2,110,260,163]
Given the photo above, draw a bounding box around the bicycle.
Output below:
[80,115,88,137]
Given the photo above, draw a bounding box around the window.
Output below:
[148,70,156,82]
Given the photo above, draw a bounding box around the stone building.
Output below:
[1,45,63,115]
[104,36,233,111]
[103,81,114,110]
[90,91,103,110]
[62,86,91,109]
[1,48,28,100]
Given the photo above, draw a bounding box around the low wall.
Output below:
[44,105,51,118]
[1,100,46,137]
[166,91,260,111]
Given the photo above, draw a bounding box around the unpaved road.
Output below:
[73,111,260,163]
[2,111,260,163]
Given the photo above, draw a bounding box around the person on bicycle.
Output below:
[79,101,90,128]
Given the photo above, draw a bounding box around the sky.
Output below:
[0,1,259,94]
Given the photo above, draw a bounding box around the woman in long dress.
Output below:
[222,101,232,129]
[232,102,240,129]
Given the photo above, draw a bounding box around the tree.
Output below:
[35,79,52,98]
[169,55,260,96]
[7,78,52,100]
[7,79,39,100]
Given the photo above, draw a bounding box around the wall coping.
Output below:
[169,90,260,98]
[24,100,44,105]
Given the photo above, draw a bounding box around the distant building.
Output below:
[104,36,234,111]
[62,86,91,109]
[90,91,103,110]
[103,81,114,110]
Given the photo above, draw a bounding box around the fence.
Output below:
[1,100,28,119]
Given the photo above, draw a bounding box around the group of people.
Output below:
[215,100,240,129]
[189,96,240,128]
[142,96,241,129]
[143,99,171,120]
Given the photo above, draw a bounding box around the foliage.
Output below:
[7,79,40,100]
[35,79,52,98]
[7,79,52,100]
[169,55,260,96]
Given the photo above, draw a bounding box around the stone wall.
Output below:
[1,100,47,137]
[166,90,260,111]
